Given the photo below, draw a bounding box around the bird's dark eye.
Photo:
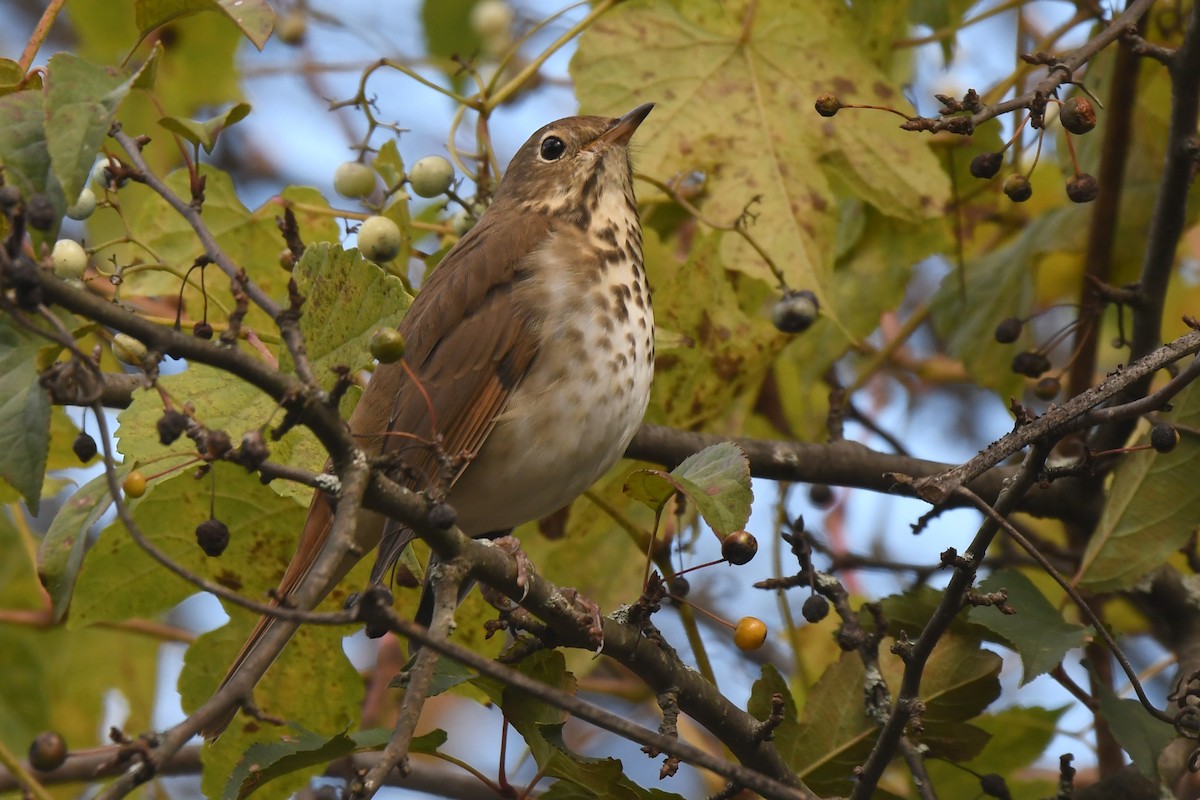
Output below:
[539,136,566,161]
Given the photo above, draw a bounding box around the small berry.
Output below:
[0,184,21,210]
[111,333,148,366]
[808,484,834,508]
[156,410,189,445]
[72,432,98,463]
[26,193,56,230]
[451,207,476,236]
[1151,422,1179,454]
[276,10,307,45]
[333,161,376,199]
[357,215,403,262]
[91,158,118,188]
[470,0,515,47]
[1002,174,1032,203]
[193,321,214,339]
[772,289,820,334]
[802,594,830,623]
[408,156,455,198]
[721,531,758,565]
[123,470,147,498]
[196,517,230,557]
[993,317,1023,344]
[51,239,88,279]
[278,248,295,272]
[66,187,97,220]
[1059,96,1096,135]
[969,152,1003,180]
[1011,350,1050,378]
[814,93,841,117]
[1066,173,1098,203]
[1034,376,1061,401]
[369,327,406,363]
[733,616,768,651]
[668,575,690,598]
[979,773,1010,798]
[28,731,68,772]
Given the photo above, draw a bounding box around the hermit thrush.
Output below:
[203,104,655,737]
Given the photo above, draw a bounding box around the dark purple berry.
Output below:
[196,517,230,557]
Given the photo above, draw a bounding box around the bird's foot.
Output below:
[486,534,534,603]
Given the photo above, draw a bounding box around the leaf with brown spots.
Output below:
[573,0,950,331]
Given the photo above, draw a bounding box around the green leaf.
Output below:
[623,442,752,536]
[44,52,156,203]
[0,58,23,93]
[135,0,276,50]
[967,569,1087,685]
[930,211,1068,399]
[69,464,307,626]
[421,0,483,91]
[1079,382,1200,591]
[0,318,52,513]
[787,655,874,793]
[227,725,444,800]
[0,89,67,238]
[1096,685,1175,781]
[573,0,950,326]
[472,650,676,798]
[926,706,1064,799]
[37,465,132,621]
[282,242,414,386]
[643,229,784,430]
[158,101,251,154]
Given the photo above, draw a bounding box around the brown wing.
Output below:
[351,210,548,490]
[202,210,550,738]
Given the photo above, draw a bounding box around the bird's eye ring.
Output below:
[539,135,566,161]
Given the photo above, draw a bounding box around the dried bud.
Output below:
[196,517,230,557]
[1011,351,1051,378]
[802,594,830,623]
[240,430,269,468]
[156,410,189,445]
[969,152,1003,179]
[1151,422,1179,453]
[1002,174,1032,203]
[994,317,1023,344]
[1066,173,1098,203]
[721,531,758,565]
[814,93,841,117]
[1060,96,1096,134]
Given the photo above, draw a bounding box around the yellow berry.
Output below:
[123,470,147,498]
[734,616,767,651]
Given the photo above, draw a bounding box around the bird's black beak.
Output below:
[594,103,654,147]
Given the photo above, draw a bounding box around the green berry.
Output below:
[66,187,97,220]
[333,161,376,199]
[408,156,455,198]
[111,333,148,365]
[369,327,406,363]
[51,239,88,279]
[357,215,403,262]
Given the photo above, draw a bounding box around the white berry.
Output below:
[408,156,455,198]
[66,187,97,220]
[333,161,376,199]
[111,333,148,365]
[357,216,403,262]
[471,0,514,54]
[51,239,88,279]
